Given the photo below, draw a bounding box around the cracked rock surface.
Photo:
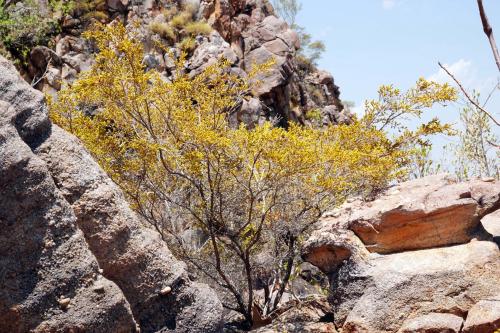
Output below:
[303,174,500,333]
[0,54,223,332]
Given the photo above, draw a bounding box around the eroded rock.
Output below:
[303,175,500,333]
[0,99,137,332]
[398,313,463,333]
[0,54,224,333]
[462,295,500,333]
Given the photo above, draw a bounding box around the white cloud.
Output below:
[427,59,498,95]
[427,59,473,85]
[382,0,396,10]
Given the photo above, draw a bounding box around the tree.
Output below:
[50,22,456,328]
[448,90,499,180]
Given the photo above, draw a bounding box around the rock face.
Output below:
[398,313,464,333]
[0,99,136,332]
[0,55,223,332]
[25,0,349,128]
[303,174,500,333]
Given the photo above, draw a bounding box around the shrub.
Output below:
[178,36,196,53]
[0,0,59,63]
[184,21,212,36]
[50,22,456,328]
[150,21,176,41]
[170,12,192,29]
[161,6,178,20]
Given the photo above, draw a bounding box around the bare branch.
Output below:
[438,62,500,126]
[477,0,500,72]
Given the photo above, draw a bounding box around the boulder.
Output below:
[343,174,498,254]
[303,175,500,333]
[0,99,137,332]
[0,54,224,332]
[462,295,500,333]
[338,241,500,332]
[481,209,500,243]
[398,313,463,333]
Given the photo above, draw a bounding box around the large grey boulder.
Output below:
[337,241,500,332]
[0,55,224,332]
[0,99,137,332]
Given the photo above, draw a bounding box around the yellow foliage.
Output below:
[178,36,196,53]
[49,22,457,321]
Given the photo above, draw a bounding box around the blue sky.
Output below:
[297,0,500,156]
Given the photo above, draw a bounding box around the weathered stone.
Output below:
[0,99,137,332]
[398,313,463,333]
[337,241,499,332]
[463,295,500,333]
[344,175,499,254]
[481,209,500,243]
[0,55,224,333]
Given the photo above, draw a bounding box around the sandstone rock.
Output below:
[302,228,368,274]
[30,46,62,72]
[343,174,499,254]
[481,209,500,243]
[462,295,500,333]
[0,99,137,332]
[303,175,500,332]
[0,54,224,332]
[336,241,499,332]
[398,313,463,333]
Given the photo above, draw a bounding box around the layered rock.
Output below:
[0,55,223,332]
[303,174,500,333]
[24,0,349,128]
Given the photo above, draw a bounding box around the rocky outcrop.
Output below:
[0,100,136,333]
[303,174,500,333]
[462,295,500,333]
[0,55,223,332]
[25,0,349,128]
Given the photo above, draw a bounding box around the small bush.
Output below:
[170,12,192,29]
[305,108,322,122]
[184,21,211,36]
[150,22,176,41]
[178,36,196,53]
[0,0,59,63]
[161,6,178,20]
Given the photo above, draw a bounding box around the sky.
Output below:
[297,0,500,160]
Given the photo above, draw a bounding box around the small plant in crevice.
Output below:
[149,1,211,55]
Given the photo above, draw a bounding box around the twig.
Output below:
[438,61,500,126]
[31,59,52,87]
[477,0,500,72]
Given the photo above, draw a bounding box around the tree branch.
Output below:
[438,62,499,126]
[477,0,500,72]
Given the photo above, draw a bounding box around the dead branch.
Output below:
[438,61,500,126]
[477,0,500,72]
